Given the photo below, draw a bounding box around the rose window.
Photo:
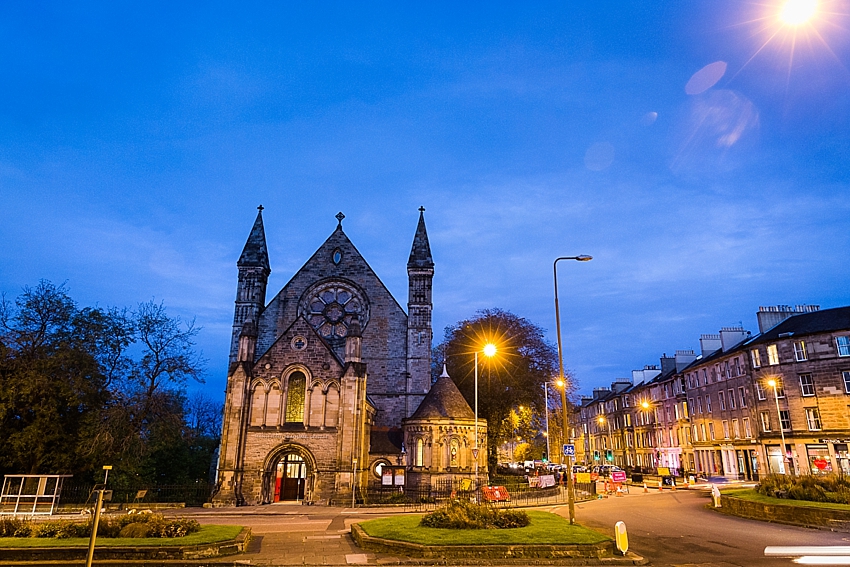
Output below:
[299,282,369,340]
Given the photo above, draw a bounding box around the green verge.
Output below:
[0,525,243,548]
[359,511,609,545]
[723,488,850,512]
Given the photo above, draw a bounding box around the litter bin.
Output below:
[661,475,675,487]
[631,473,643,483]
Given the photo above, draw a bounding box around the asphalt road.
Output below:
[546,488,850,566]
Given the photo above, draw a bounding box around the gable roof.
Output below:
[748,306,850,345]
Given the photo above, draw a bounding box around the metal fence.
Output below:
[57,482,214,509]
[355,479,596,511]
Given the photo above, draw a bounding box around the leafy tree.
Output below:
[0,281,215,486]
[438,308,559,474]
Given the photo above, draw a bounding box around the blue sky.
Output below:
[2,1,849,400]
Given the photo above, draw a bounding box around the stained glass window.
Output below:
[285,371,306,423]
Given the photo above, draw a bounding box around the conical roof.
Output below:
[238,206,270,272]
[410,366,475,420]
[407,207,434,269]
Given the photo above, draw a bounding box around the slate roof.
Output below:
[407,208,434,269]
[238,208,271,271]
[409,367,474,420]
[748,306,850,344]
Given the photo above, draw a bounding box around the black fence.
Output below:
[354,478,596,511]
[58,482,214,508]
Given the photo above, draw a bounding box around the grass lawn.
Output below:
[0,525,243,548]
[359,511,609,546]
[723,488,850,511]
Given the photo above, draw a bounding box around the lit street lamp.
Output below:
[474,343,497,488]
[767,378,791,474]
[553,254,592,525]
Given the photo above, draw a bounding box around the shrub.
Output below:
[119,522,152,538]
[0,517,31,537]
[420,500,530,530]
[756,474,850,505]
[0,513,200,539]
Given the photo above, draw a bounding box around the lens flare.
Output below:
[779,0,818,25]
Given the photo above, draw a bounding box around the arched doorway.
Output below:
[274,453,307,501]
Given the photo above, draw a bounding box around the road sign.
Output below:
[563,444,575,457]
[472,448,479,459]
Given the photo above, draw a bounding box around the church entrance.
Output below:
[274,453,307,501]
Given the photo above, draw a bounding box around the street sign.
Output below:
[472,448,479,459]
[563,444,575,457]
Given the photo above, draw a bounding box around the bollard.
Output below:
[614,521,629,555]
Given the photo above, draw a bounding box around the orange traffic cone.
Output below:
[643,482,648,493]
[658,479,663,491]
[671,480,677,491]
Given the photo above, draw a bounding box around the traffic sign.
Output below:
[563,444,575,457]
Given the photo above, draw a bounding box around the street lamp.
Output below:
[767,378,791,474]
[598,416,614,461]
[474,343,497,488]
[553,254,592,525]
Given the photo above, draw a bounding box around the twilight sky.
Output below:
[2,1,849,400]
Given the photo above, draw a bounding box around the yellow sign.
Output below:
[460,478,473,491]
[657,467,670,476]
[575,472,591,484]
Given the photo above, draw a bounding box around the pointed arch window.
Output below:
[285,371,306,423]
[415,438,425,467]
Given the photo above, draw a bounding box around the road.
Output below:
[546,488,850,566]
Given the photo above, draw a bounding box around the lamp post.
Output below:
[767,378,790,474]
[543,383,551,464]
[553,254,592,525]
[474,343,497,490]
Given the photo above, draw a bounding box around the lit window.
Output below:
[751,349,761,368]
[767,344,780,365]
[837,336,850,357]
[793,341,808,362]
[692,424,699,442]
[779,410,791,431]
[805,408,822,431]
[760,411,771,432]
[415,438,424,467]
[285,371,306,423]
[799,374,815,397]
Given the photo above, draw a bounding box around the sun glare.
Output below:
[779,0,818,25]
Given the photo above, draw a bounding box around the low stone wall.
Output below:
[351,523,615,560]
[719,494,850,532]
[0,527,250,562]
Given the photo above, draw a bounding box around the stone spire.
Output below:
[407,206,434,269]
[238,205,270,272]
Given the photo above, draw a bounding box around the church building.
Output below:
[213,208,486,506]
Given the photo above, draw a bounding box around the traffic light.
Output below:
[605,449,614,462]
[593,450,600,461]
[542,451,548,463]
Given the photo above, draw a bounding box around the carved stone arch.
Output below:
[248,379,268,427]
[282,365,311,425]
[324,382,341,428]
[260,443,318,504]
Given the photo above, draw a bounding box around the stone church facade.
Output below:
[213,208,486,506]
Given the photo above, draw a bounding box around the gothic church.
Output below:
[214,208,486,506]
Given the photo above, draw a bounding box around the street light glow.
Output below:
[780,0,818,25]
[556,379,565,388]
[768,378,777,387]
[641,400,651,410]
[597,416,605,424]
[483,343,497,357]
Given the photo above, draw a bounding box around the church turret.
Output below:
[230,206,271,363]
[406,207,434,417]
[237,318,258,363]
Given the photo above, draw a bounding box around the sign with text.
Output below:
[611,470,627,483]
[657,467,671,476]
[575,472,592,484]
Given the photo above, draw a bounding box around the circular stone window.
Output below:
[298,281,369,341]
[291,336,308,351]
